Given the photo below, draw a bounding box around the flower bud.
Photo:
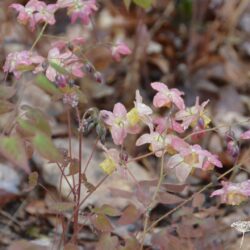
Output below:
[85,63,95,73]
[227,140,239,159]
[96,123,107,144]
[94,71,104,84]
[55,75,67,88]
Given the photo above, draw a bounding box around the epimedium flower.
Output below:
[154,116,184,134]
[52,37,85,51]
[127,90,152,128]
[100,103,128,145]
[99,146,120,175]
[136,130,176,157]
[167,143,222,182]
[211,180,250,205]
[10,0,58,31]
[175,97,211,130]
[151,82,185,110]
[57,0,98,25]
[111,42,132,62]
[3,50,44,79]
[36,47,84,82]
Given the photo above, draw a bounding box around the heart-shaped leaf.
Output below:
[118,204,141,225]
[0,135,29,173]
[32,133,63,162]
[93,204,121,217]
[91,214,113,232]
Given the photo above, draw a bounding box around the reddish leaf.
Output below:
[0,100,15,114]
[192,193,205,208]
[119,237,140,250]
[93,204,121,217]
[0,189,18,207]
[8,240,47,250]
[109,188,133,199]
[67,158,79,176]
[0,135,29,173]
[118,204,141,225]
[176,224,204,238]
[64,243,79,250]
[162,183,187,193]
[91,214,113,232]
[157,192,184,205]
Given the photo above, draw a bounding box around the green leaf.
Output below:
[133,0,152,9]
[0,86,16,100]
[32,133,63,162]
[17,107,51,137]
[17,119,37,137]
[49,61,69,75]
[0,100,15,114]
[123,0,132,10]
[91,214,113,232]
[118,204,141,225]
[50,202,75,212]
[93,204,121,217]
[35,74,62,96]
[0,135,29,173]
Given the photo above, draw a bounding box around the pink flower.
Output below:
[240,130,250,140]
[3,50,44,79]
[100,103,128,145]
[167,143,222,182]
[151,82,185,110]
[58,0,98,25]
[211,180,250,205]
[10,0,58,31]
[175,97,211,130]
[52,37,85,51]
[136,131,175,157]
[34,3,58,26]
[36,47,84,82]
[111,42,131,62]
[127,90,152,129]
[154,116,184,134]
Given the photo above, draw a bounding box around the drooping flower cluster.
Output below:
[99,82,223,181]
[58,0,98,25]
[167,140,222,182]
[10,0,58,31]
[211,180,250,205]
[3,50,44,79]
[4,0,131,108]
[10,0,98,31]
